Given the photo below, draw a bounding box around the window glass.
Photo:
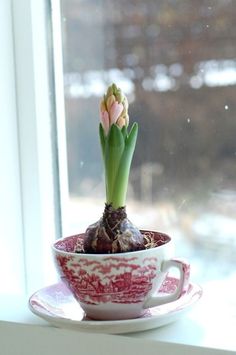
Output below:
[60,0,236,284]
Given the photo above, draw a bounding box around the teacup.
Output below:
[52,230,190,320]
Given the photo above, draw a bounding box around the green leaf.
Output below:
[126,122,138,147]
[107,124,124,148]
[121,125,128,139]
[111,123,138,208]
[105,124,125,204]
[99,123,106,161]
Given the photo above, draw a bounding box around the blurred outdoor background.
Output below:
[59,0,236,284]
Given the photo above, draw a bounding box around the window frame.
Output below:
[11,0,65,294]
[0,0,25,294]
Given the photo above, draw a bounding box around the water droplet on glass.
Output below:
[224,105,229,110]
[187,118,191,123]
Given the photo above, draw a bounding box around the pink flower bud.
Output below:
[100,110,110,135]
[109,101,124,125]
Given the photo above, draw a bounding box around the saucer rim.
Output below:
[28,278,202,333]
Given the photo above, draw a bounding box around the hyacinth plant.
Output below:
[100,85,136,209]
[83,83,146,254]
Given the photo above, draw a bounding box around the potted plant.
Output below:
[53,84,189,320]
[83,83,150,254]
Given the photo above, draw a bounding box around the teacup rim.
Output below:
[52,230,172,257]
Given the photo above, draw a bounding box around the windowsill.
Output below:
[1,279,236,355]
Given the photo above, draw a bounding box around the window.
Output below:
[59,0,236,286]
[0,1,236,354]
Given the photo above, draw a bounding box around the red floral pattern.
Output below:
[53,232,175,306]
[56,254,157,305]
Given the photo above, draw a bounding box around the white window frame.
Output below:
[0,0,67,295]
[13,0,64,294]
[0,0,235,354]
[0,0,25,295]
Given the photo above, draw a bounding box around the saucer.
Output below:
[29,277,202,334]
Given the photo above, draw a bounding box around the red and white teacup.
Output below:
[52,231,190,320]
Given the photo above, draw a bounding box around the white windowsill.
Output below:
[1,279,235,355]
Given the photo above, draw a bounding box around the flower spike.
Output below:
[100,83,129,135]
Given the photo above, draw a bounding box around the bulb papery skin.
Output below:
[83,204,145,254]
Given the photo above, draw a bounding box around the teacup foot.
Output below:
[81,302,146,320]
